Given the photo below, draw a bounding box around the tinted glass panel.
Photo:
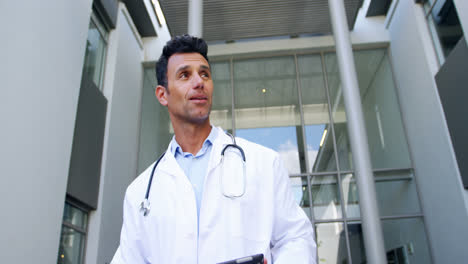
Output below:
[82,20,107,90]
[211,61,233,130]
[297,54,335,173]
[311,175,343,220]
[234,56,302,174]
[348,218,432,264]
[315,222,349,264]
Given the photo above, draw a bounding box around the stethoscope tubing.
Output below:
[144,152,166,201]
[141,133,245,216]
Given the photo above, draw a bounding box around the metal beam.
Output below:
[188,0,203,37]
[328,0,387,263]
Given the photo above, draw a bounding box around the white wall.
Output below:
[387,1,468,262]
[85,4,145,264]
[85,2,172,263]
[0,0,92,263]
[142,0,172,62]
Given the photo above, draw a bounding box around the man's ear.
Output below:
[155,85,169,106]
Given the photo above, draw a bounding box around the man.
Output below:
[111,35,316,264]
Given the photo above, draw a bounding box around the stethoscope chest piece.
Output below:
[141,198,150,216]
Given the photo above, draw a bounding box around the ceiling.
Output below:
[159,0,364,42]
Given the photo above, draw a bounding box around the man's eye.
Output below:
[179,73,188,79]
[201,72,210,78]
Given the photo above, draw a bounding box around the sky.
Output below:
[236,125,327,205]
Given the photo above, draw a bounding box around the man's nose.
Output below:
[192,72,204,89]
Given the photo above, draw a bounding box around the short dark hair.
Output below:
[155,34,209,89]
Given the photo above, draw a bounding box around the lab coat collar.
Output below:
[207,126,233,173]
[155,126,232,177]
[156,143,185,178]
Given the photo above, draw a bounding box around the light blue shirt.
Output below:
[170,127,218,223]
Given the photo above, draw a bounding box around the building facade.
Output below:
[1,0,467,263]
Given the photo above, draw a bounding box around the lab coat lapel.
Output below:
[207,127,233,174]
[156,144,185,178]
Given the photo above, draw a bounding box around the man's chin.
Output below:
[187,113,210,125]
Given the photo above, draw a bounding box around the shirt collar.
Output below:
[170,126,218,157]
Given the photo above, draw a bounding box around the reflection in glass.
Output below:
[382,218,432,264]
[297,54,335,173]
[425,0,463,58]
[315,222,349,264]
[341,173,360,218]
[236,127,301,174]
[234,56,302,174]
[348,218,432,264]
[306,125,336,172]
[211,61,232,130]
[62,203,88,229]
[82,19,107,90]
[310,175,342,220]
[342,170,422,218]
[290,176,311,219]
[325,52,353,172]
[375,170,421,217]
[358,51,411,169]
[58,203,87,264]
[57,227,85,264]
[325,50,412,170]
[346,222,366,264]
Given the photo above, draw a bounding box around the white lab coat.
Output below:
[111,126,316,264]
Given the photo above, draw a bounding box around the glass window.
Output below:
[357,50,411,169]
[341,170,422,218]
[234,56,302,174]
[297,54,336,173]
[315,222,349,264]
[236,126,302,174]
[425,0,464,61]
[311,175,343,220]
[374,170,422,217]
[62,202,88,229]
[340,173,361,219]
[348,218,433,264]
[82,13,108,90]
[325,53,354,171]
[142,48,431,263]
[211,61,233,131]
[325,50,412,170]
[57,203,88,264]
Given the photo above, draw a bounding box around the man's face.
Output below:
[158,52,213,125]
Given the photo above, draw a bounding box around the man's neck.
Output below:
[172,120,212,155]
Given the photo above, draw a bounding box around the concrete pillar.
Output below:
[328,0,387,263]
[188,0,203,37]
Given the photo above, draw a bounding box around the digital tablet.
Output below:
[217,253,264,264]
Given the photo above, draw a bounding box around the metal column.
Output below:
[328,0,387,263]
[188,0,203,37]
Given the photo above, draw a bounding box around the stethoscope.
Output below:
[140,133,246,216]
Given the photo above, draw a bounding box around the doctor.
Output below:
[111,34,317,264]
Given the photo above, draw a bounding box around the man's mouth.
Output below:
[189,95,208,102]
